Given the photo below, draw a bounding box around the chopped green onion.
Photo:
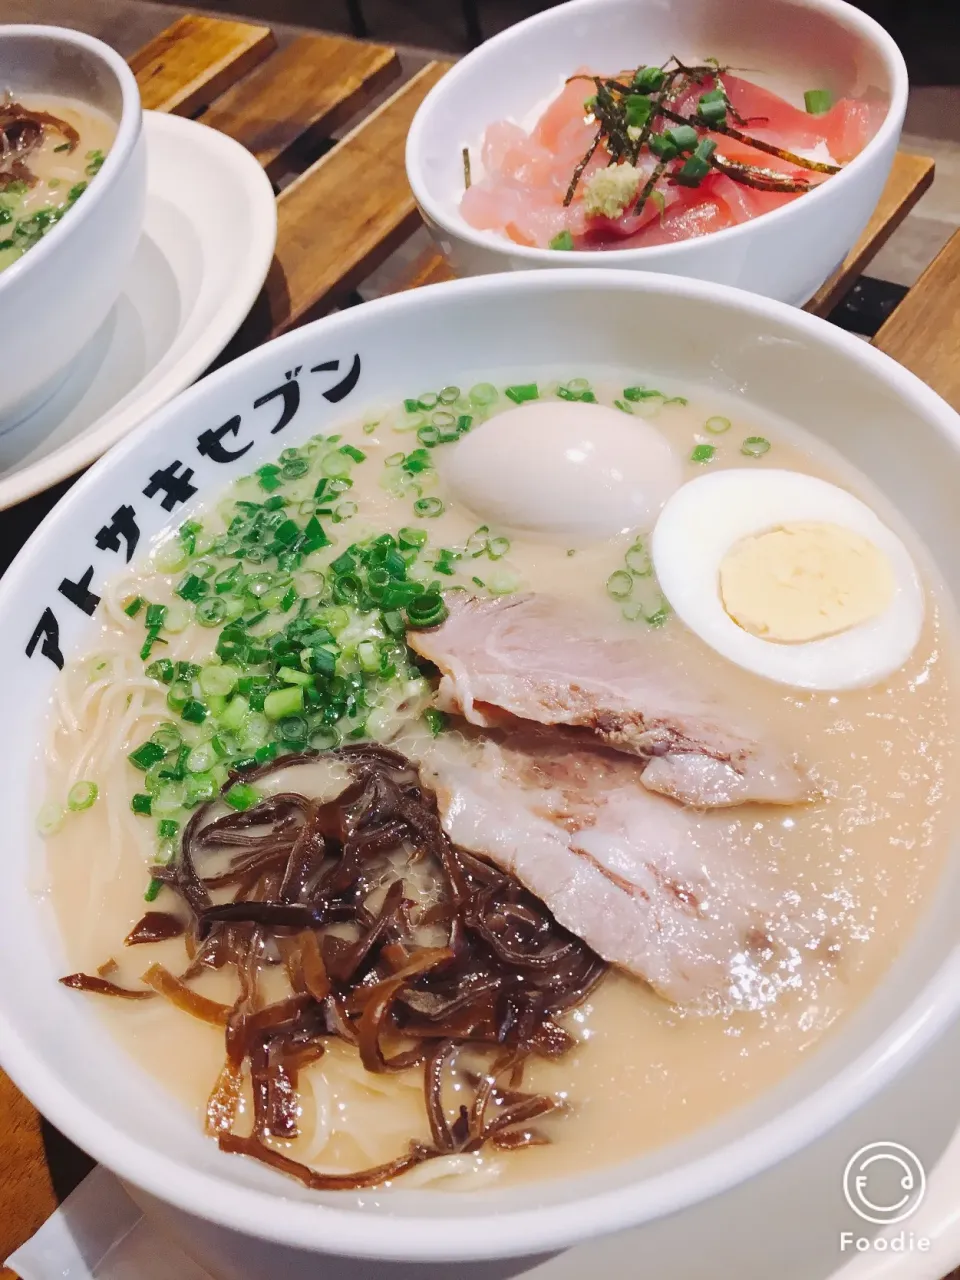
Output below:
[186,772,218,805]
[181,699,208,724]
[175,574,208,602]
[322,450,354,478]
[648,131,678,161]
[257,464,283,492]
[401,448,432,474]
[625,94,654,129]
[623,386,663,401]
[186,742,218,774]
[36,801,64,836]
[624,541,652,575]
[144,877,163,903]
[225,782,261,812]
[144,602,167,629]
[264,685,305,720]
[166,680,191,713]
[123,596,144,617]
[487,536,510,560]
[199,664,239,697]
[423,708,447,737]
[398,526,428,549]
[67,778,99,808]
[741,435,771,457]
[131,792,152,816]
[164,603,193,634]
[340,444,366,464]
[676,138,717,186]
[690,443,716,463]
[196,596,227,626]
[665,124,698,152]
[606,570,633,600]
[505,383,539,404]
[549,230,575,251]
[486,568,520,596]
[279,714,309,746]
[150,723,182,753]
[145,658,175,684]
[278,665,312,685]
[129,741,166,771]
[469,383,498,406]
[697,89,727,126]
[405,592,448,629]
[705,415,731,434]
[414,497,444,518]
[633,65,665,92]
[157,818,179,841]
[804,88,833,115]
[159,746,190,784]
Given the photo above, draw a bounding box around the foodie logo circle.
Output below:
[843,1143,926,1225]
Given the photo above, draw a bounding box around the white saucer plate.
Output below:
[0,110,277,510]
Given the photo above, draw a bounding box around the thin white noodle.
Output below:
[298,1067,334,1165]
[53,675,80,736]
[396,1153,504,1188]
[102,572,143,629]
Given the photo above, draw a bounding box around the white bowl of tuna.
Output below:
[0,26,146,428]
[406,0,908,305]
[1,268,960,1270]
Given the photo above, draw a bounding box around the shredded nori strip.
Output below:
[60,745,607,1190]
[559,58,843,223]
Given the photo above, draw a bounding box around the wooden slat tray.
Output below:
[1,13,959,1278]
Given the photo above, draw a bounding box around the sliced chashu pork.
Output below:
[408,726,822,1007]
[409,593,812,808]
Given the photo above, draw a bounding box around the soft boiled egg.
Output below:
[651,469,924,691]
[442,401,682,542]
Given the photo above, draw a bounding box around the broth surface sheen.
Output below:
[39,373,960,1189]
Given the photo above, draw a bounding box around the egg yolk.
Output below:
[719,521,896,644]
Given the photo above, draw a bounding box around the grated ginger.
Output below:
[582,163,644,219]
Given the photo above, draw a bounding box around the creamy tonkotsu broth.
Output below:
[0,93,115,273]
[40,374,960,1191]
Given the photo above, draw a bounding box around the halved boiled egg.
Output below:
[650,469,924,691]
[442,401,681,542]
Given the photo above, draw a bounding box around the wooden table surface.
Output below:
[1,11,959,1278]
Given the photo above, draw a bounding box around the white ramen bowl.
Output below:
[405,0,908,306]
[0,26,146,428]
[2,271,960,1268]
